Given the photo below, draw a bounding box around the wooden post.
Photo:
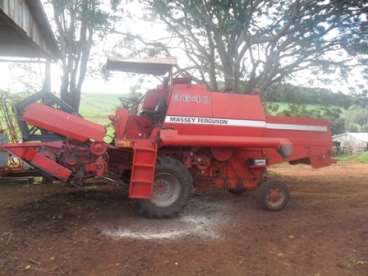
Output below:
[42,61,51,92]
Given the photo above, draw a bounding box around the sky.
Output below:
[0,0,365,96]
[0,0,161,95]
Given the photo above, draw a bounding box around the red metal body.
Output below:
[0,103,108,183]
[1,78,334,201]
[2,142,72,181]
[23,103,106,142]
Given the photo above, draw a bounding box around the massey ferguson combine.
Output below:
[1,58,334,218]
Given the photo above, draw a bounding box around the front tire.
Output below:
[134,157,193,218]
[257,180,289,211]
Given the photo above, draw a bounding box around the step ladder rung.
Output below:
[133,163,155,168]
[130,141,157,198]
[134,147,156,152]
[131,178,153,184]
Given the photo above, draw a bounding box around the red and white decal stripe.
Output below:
[164,116,328,132]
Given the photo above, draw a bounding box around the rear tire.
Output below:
[134,157,193,218]
[257,180,289,211]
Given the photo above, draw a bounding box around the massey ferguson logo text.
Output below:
[173,94,210,104]
[167,116,228,125]
[165,116,328,132]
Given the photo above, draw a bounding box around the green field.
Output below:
[79,94,121,125]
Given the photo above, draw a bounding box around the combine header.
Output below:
[1,58,334,218]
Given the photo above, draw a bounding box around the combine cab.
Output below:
[1,58,334,218]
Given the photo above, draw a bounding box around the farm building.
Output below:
[0,0,58,58]
[333,132,368,154]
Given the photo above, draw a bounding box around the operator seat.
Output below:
[110,107,153,142]
[139,88,168,122]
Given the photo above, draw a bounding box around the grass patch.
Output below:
[334,152,368,164]
[357,152,368,164]
[334,153,358,162]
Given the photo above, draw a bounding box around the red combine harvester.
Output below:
[1,58,334,218]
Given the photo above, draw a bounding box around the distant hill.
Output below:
[262,83,355,108]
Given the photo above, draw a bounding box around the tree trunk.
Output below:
[208,60,218,91]
[42,62,51,92]
[60,85,81,112]
[51,0,96,113]
[223,63,240,92]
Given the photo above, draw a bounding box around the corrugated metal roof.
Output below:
[106,58,177,75]
[0,0,59,58]
[333,132,368,142]
[26,0,59,57]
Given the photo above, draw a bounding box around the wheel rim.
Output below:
[265,187,285,208]
[151,172,181,207]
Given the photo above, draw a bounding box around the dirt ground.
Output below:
[0,162,367,276]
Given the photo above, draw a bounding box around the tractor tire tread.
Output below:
[134,156,193,218]
[256,180,289,211]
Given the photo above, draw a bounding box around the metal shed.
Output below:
[0,0,58,58]
[333,132,368,154]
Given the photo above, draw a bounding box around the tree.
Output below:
[343,105,368,132]
[332,0,368,101]
[48,0,121,111]
[122,0,367,93]
[261,83,355,108]
[334,0,368,57]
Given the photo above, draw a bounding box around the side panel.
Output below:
[264,116,333,167]
[211,93,265,121]
[167,84,212,117]
[165,84,266,137]
[163,85,333,168]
